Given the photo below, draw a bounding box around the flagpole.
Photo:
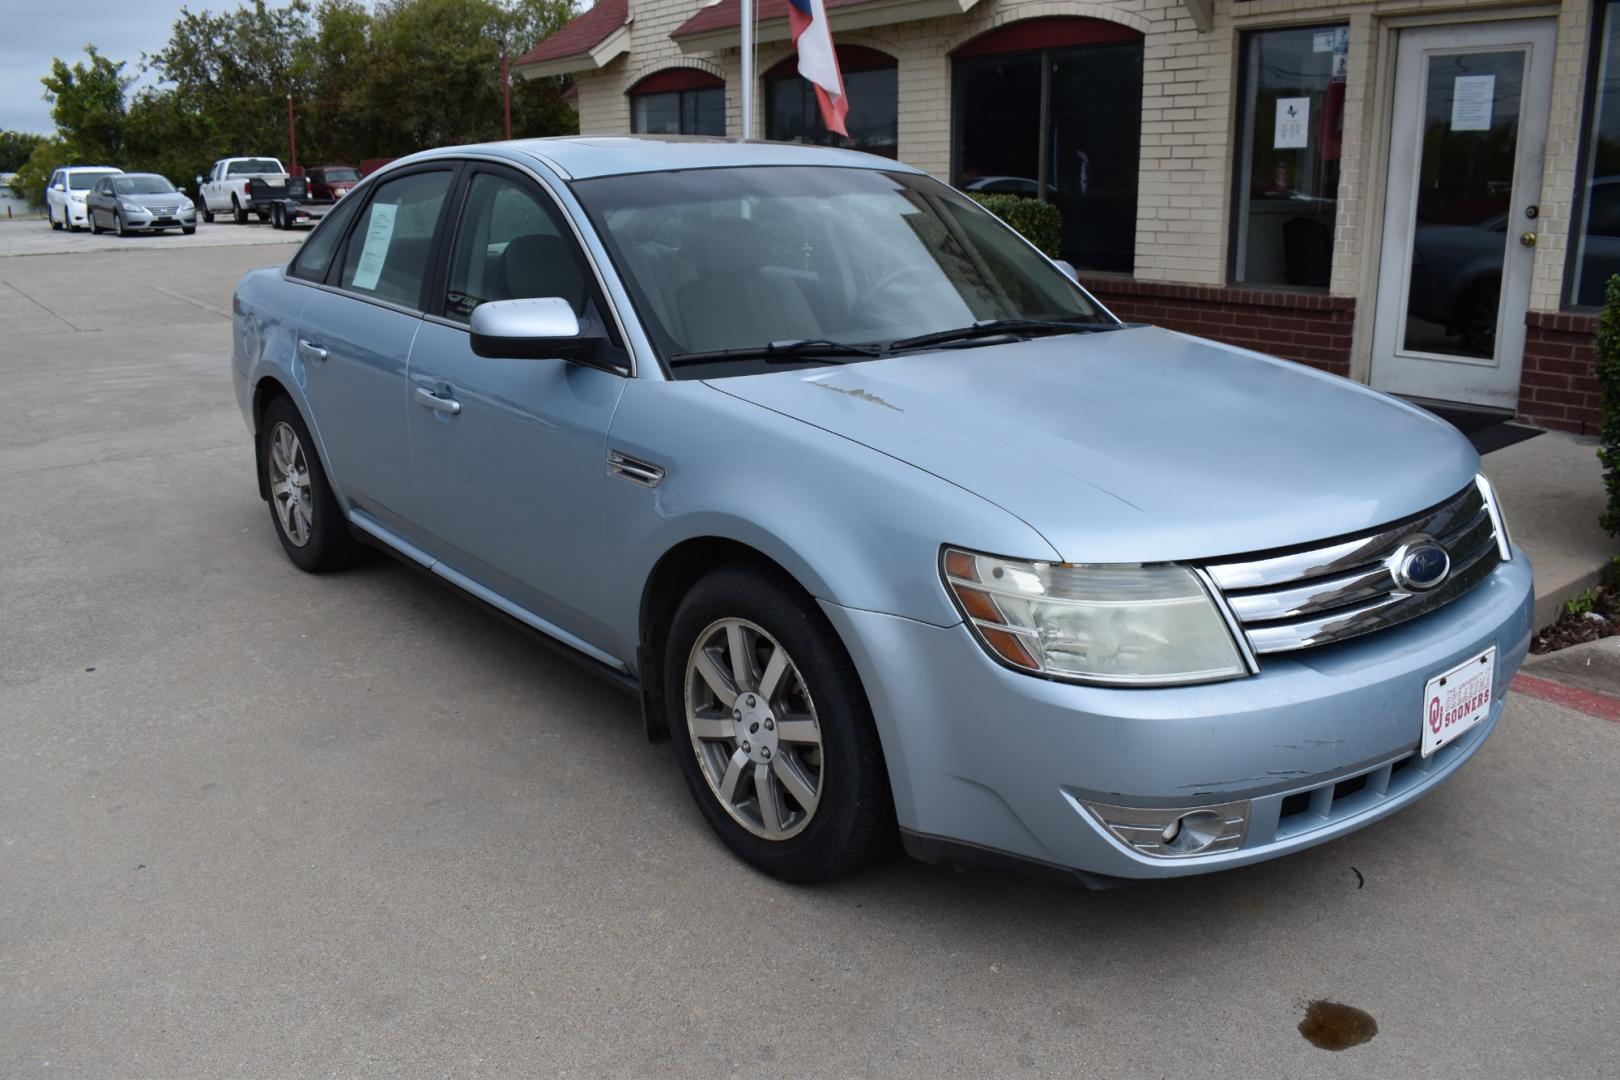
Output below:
[740,0,754,138]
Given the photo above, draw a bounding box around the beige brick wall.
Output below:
[565,0,1600,311]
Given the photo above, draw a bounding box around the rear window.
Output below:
[317,168,359,183]
[228,160,283,175]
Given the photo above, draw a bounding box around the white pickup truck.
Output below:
[196,157,288,224]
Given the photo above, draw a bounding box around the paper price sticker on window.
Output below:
[351,201,399,291]
[1274,97,1310,150]
[1451,75,1495,132]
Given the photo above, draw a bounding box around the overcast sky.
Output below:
[2,2,244,135]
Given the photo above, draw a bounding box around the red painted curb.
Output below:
[1511,673,1620,723]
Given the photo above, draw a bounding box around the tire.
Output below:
[256,210,270,223]
[50,205,62,230]
[114,211,126,238]
[182,226,196,235]
[273,205,285,230]
[203,205,214,224]
[259,396,363,573]
[232,197,247,225]
[89,210,103,235]
[663,564,895,882]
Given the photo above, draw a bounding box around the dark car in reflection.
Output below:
[1406,212,1511,357]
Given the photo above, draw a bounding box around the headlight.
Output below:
[69,192,86,202]
[942,548,1249,686]
[1475,473,1513,560]
[119,200,143,213]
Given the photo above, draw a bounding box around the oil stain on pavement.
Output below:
[1298,1000,1378,1051]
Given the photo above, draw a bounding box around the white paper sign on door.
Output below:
[1274,97,1310,149]
[1451,75,1495,132]
[351,202,398,291]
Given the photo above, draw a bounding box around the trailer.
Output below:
[249,176,334,230]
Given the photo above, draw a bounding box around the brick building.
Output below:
[519,0,1620,433]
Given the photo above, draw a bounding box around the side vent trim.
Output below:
[609,450,665,488]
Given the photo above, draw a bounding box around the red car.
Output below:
[302,165,360,202]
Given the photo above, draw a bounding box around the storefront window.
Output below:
[766,48,898,158]
[952,19,1143,274]
[629,70,725,136]
[1231,25,1348,290]
[1570,1,1620,307]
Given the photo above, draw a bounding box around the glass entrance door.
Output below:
[1369,20,1555,408]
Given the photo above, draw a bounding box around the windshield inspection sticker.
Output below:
[1274,97,1310,149]
[351,201,398,291]
[1451,75,1495,132]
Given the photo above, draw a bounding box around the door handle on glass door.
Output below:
[415,386,461,415]
[1520,232,1537,248]
[297,339,328,362]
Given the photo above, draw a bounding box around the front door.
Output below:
[1369,19,1555,408]
[405,164,628,653]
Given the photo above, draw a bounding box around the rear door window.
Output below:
[337,170,454,309]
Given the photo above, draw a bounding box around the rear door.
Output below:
[292,163,458,531]
[403,161,630,649]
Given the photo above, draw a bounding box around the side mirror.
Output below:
[1055,259,1080,284]
[469,297,602,362]
[194,175,204,188]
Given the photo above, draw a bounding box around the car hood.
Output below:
[121,192,187,206]
[705,326,1481,563]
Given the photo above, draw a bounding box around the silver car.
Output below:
[230,138,1533,886]
[86,173,198,236]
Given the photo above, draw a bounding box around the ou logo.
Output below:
[1428,697,1443,734]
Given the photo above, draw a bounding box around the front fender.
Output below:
[601,378,1060,668]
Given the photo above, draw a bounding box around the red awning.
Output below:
[516,0,631,75]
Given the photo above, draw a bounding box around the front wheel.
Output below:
[182,226,196,235]
[259,396,362,573]
[203,204,214,224]
[664,565,895,882]
[114,211,127,237]
[49,205,62,230]
[89,210,103,235]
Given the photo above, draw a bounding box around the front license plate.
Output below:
[1422,646,1496,757]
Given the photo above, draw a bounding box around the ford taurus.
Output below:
[231,137,1533,885]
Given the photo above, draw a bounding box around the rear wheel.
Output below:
[232,197,246,225]
[259,396,362,573]
[664,565,895,882]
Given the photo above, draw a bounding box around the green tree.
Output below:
[0,130,48,172]
[124,88,217,192]
[10,138,71,205]
[41,46,131,163]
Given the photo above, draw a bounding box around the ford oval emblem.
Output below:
[1393,537,1450,592]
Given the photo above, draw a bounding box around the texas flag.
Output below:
[786,0,848,137]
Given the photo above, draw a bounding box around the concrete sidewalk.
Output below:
[1482,429,1612,630]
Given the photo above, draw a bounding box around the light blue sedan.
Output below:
[231,137,1533,885]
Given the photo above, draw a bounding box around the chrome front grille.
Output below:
[1203,481,1504,656]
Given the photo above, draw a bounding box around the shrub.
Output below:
[1597,274,1620,534]
[966,193,1062,259]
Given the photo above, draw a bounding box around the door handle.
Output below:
[415,386,461,415]
[1519,231,1537,248]
[297,339,328,362]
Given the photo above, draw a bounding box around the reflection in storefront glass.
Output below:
[1401,51,1522,359]
[1232,25,1347,290]
[1571,1,1620,307]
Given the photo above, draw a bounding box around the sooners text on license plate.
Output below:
[1422,646,1496,757]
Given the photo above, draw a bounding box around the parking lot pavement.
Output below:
[3,244,1618,1079]
[0,216,303,259]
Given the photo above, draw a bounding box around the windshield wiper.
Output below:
[888,318,1123,353]
[667,338,887,367]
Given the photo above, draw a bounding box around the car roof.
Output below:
[399,135,923,180]
[64,166,121,173]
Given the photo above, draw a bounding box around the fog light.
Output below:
[1077,797,1250,859]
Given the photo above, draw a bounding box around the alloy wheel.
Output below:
[267,421,314,547]
[684,618,824,840]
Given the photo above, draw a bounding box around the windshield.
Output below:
[69,172,114,190]
[114,176,176,195]
[228,159,283,175]
[318,168,359,183]
[573,166,1106,371]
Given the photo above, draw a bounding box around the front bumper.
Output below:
[121,206,198,230]
[823,550,1533,882]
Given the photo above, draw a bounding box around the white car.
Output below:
[46,166,123,231]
